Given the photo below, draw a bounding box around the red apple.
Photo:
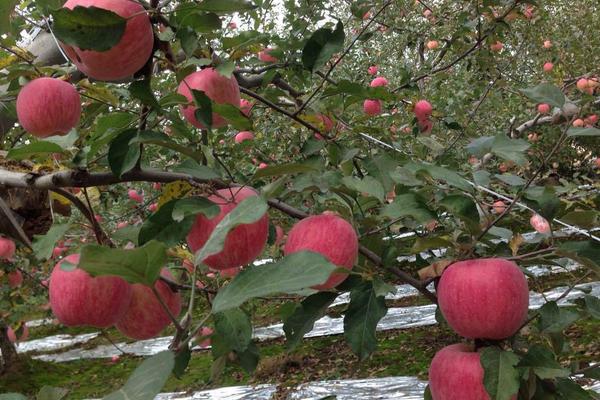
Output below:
[437,258,529,339]
[572,119,585,128]
[490,41,503,52]
[240,98,253,116]
[363,99,382,116]
[0,237,16,260]
[429,343,517,400]
[228,22,237,29]
[7,270,23,288]
[537,103,550,114]
[116,221,129,229]
[7,324,29,343]
[128,189,143,203]
[284,213,358,290]
[186,187,269,270]
[61,0,154,81]
[543,40,552,49]
[370,76,389,87]
[367,65,378,75]
[426,40,439,50]
[418,118,433,134]
[414,100,433,121]
[49,254,132,328]
[258,162,268,169]
[258,47,278,63]
[52,246,67,259]
[178,68,241,129]
[197,326,213,348]
[16,77,81,138]
[316,114,334,132]
[543,62,553,73]
[492,200,506,214]
[115,269,182,340]
[152,182,162,191]
[530,214,550,234]
[235,131,254,143]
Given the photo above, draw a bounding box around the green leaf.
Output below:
[567,127,600,137]
[130,131,204,163]
[495,173,526,186]
[520,83,565,108]
[195,0,257,13]
[404,162,473,192]
[78,240,167,286]
[343,281,388,360]
[108,129,140,178]
[172,347,191,379]
[537,302,580,333]
[32,224,71,261]
[173,158,221,180]
[7,141,64,160]
[283,292,338,350]
[302,21,345,72]
[439,194,480,233]
[490,134,530,166]
[480,347,521,400]
[584,295,600,319]
[191,89,213,128]
[555,378,595,400]
[0,394,27,400]
[36,386,69,400]
[559,211,599,230]
[0,0,19,34]
[174,8,221,32]
[212,251,337,313]
[214,309,252,352]
[129,80,161,110]
[171,198,220,222]
[138,200,198,247]
[557,241,600,277]
[341,176,385,202]
[382,193,437,223]
[103,351,174,400]
[212,103,252,130]
[518,345,570,379]
[524,186,561,220]
[236,342,259,374]
[51,6,127,52]
[254,162,319,179]
[194,195,268,266]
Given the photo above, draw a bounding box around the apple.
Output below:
[584,114,598,125]
[572,119,585,128]
[530,214,550,234]
[7,270,23,288]
[537,103,550,114]
[527,132,539,142]
[240,98,253,116]
[468,155,478,165]
[128,189,143,203]
[94,214,103,223]
[219,267,241,278]
[370,76,389,87]
[258,162,268,169]
[490,41,503,52]
[492,200,506,214]
[418,118,433,134]
[423,9,432,18]
[116,221,129,229]
[429,343,518,400]
[317,114,334,132]
[186,187,269,270]
[595,158,600,168]
[7,324,29,343]
[235,131,255,143]
[52,246,66,259]
[148,203,158,212]
[543,40,552,49]
[426,40,439,50]
[414,100,433,121]
[363,99,382,116]
[178,68,241,129]
[49,254,132,328]
[16,77,81,138]
[228,22,237,29]
[284,212,358,290]
[197,326,213,348]
[152,182,162,191]
[258,47,278,63]
[437,258,529,339]
[61,0,154,81]
[115,269,182,340]
[367,65,378,75]
[543,62,553,73]
[577,78,590,92]
[0,237,16,260]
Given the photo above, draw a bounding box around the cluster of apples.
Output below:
[428,258,529,399]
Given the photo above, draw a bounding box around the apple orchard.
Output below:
[0,0,600,398]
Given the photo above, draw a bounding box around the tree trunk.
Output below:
[0,321,19,374]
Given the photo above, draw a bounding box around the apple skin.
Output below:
[363,99,382,116]
[437,258,529,340]
[429,343,517,400]
[115,269,182,340]
[235,131,255,143]
[186,187,269,270]
[258,47,278,63]
[178,68,241,129]
[49,254,133,328]
[61,0,154,81]
[543,62,554,73]
[414,100,433,121]
[530,214,550,234]
[16,78,81,138]
[537,103,550,114]
[370,77,389,87]
[367,65,378,75]
[240,99,253,116]
[283,213,358,290]
[0,237,16,260]
[7,270,23,288]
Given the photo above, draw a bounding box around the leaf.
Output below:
[584,295,600,319]
[302,21,345,72]
[214,308,252,352]
[103,351,174,400]
[212,251,337,313]
[32,224,71,261]
[559,211,599,230]
[0,394,27,400]
[108,129,140,178]
[7,141,64,160]
[175,9,221,32]
[138,200,198,247]
[557,241,600,277]
[382,193,437,223]
[172,347,191,379]
[490,134,530,166]
[343,281,388,360]
[567,127,600,137]
[191,89,213,128]
[404,162,473,192]
[518,345,570,379]
[171,198,220,222]
[78,240,167,286]
[495,174,526,186]
[0,0,19,34]
[194,195,268,266]
[439,194,480,233]
[36,386,69,400]
[480,347,521,400]
[555,378,596,400]
[236,342,259,374]
[341,176,385,202]
[129,80,161,110]
[51,6,127,52]
[254,162,319,179]
[173,158,221,180]
[195,0,257,13]
[212,103,252,130]
[520,83,565,108]
[283,292,338,350]
[537,302,580,333]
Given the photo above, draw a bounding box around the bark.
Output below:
[0,321,19,374]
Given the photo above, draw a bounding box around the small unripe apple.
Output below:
[370,76,389,87]
[115,269,182,340]
[490,41,503,52]
[572,119,585,127]
[530,214,550,234]
[437,258,529,339]
[429,343,518,400]
[537,103,550,114]
[235,131,255,143]
[61,0,154,81]
[128,189,143,203]
[7,270,23,288]
[0,237,16,260]
[363,99,382,116]
[49,254,132,328]
[414,100,433,121]
[543,40,552,49]
[258,47,278,63]
[367,65,378,75]
[16,78,81,138]
[426,40,439,50]
[187,187,269,270]
[178,68,242,129]
[284,213,358,290]
[492,200,506,214]
[543,62,554,73]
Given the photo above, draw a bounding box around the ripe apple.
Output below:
[572,119,585,128]
[426,40,439,50]
[584,114,598,125]
[418,118,433,134]
[178,68,241,129]
[197,326,213,348]
[0,237,16,260]
[363,99,382,116]
[316,114,334,132]
[52,246,66,259]
[235,131,255,143]
[423,9,432,18]
[492,200,506,214]
[437,258,529,339]
[543,40,552,49]
[543,62,553,73]
[152,182,162,191]
[115,269,182,340]
[258,162,268,169]
[49,254,132,328]
[258,47,278,63]
[537,103,550,114]
[490,41,503,52]
[7,270,23,288]
[186,187,269,270]
[228,22,237,29]
[414,100,433,121]
[530,214,550,234]
[7,324,29,343]
[240,99,253,116]
[61,0,154,81]
[128,189,143,203]
[16,77,81,138]
[284,212,358,290]
[148,203,158,212]
[219,267,241,278]
[370,76,389,87]
[116,221,129,229]
[595,157,600,168]
[429,343,518,400]
[367,65,378,75]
